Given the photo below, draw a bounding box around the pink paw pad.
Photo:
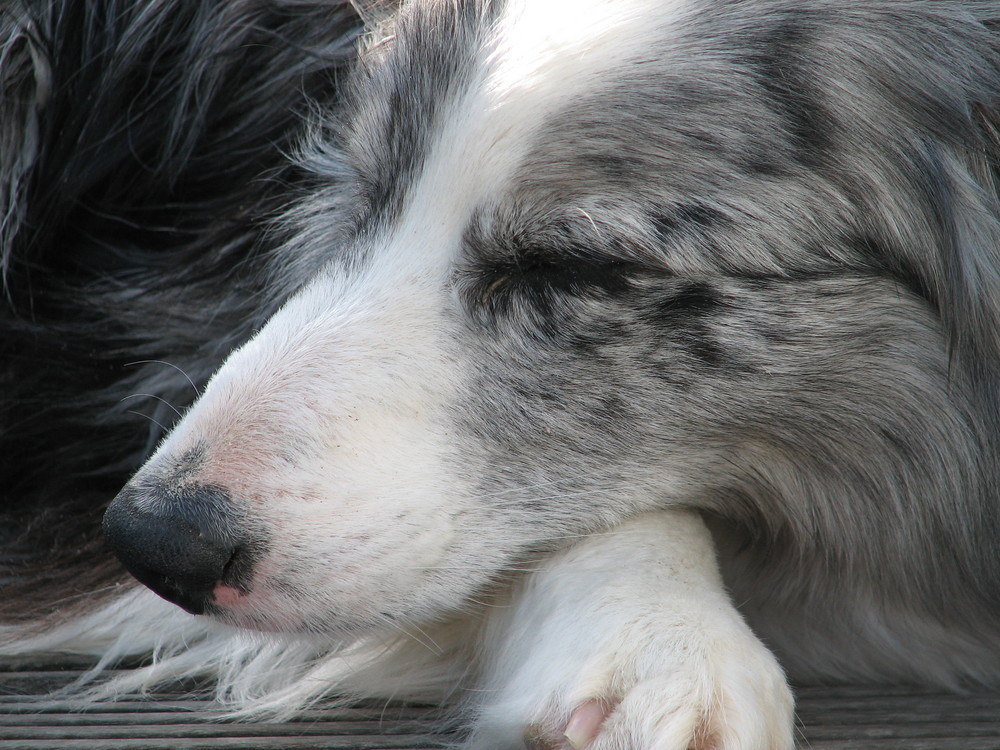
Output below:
[562,699,610,749]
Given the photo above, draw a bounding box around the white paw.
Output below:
[465,512,795,750]
[555,623,794,750]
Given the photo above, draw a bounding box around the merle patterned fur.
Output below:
[3,0,1000,726]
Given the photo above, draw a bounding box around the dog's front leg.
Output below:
[468,510,793,750]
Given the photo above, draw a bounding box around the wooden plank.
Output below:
[0,715,446,739]
[796,740,1000,750]
[0,698,436,721]
[795,703,1000,726]
[0,699,219,712]
[2,665,1000,748]
[0,709,437,725]
[0,721,442,738]
[0,738,446,750]
[801,722,1000,740]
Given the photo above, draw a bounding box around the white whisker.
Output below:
[124,360,200,397]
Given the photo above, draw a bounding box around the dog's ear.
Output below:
[971,103,1000,195]
[931,100,1000,388]
[858,97,1000,393]
[917,8,1000,389]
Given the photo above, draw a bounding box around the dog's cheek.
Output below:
[455,283,710,511]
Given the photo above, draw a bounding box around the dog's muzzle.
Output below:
[102,482,257,615]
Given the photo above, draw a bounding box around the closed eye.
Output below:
[466,245,639,314]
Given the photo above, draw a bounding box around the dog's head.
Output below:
[102,0,1000,635]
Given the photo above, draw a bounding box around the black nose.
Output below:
[102,482,247,615]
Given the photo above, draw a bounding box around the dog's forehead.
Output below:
[485,0,688,100]
[344,0,692,242]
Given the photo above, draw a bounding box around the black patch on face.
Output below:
[503,246,636,297]
[651,282,723,368]
[746,18,832,169]
[740,155,788,178]
[650,203,728,238]
[578,152,653,183]
[680,332,730,368]
[847,233,938,310]
[651,281,722,324]
[345,2,500,228]
[646,282,753,372]
[463,237,642,327]
[584,153,629,180]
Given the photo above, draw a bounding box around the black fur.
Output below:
[0,0,361,614]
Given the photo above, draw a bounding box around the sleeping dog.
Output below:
[3,1,1000,748]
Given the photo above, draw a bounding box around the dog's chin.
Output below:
[204,602,316,635]
[192,583,310,634]
[197,583,375,638]
[207,609,291,634]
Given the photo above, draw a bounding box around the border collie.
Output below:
[3,1,1000,748]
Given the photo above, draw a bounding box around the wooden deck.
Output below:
[2,663,1000,749]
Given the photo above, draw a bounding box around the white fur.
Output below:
[141,268,489,634]
[487,0,687,101]
[468,511,793,749]
[5,512,794,750]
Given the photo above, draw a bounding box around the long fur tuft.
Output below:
[0,0,362,619]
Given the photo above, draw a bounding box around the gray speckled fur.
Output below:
[326,0,1000,684]
[4,0,1000,705]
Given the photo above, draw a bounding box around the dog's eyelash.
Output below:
[477,273,510,307]
[469,250,638,311]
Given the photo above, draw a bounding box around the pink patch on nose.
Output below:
[212,582,246,608]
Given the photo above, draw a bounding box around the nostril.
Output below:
[219,546,254,591]
[102,482,247,615]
